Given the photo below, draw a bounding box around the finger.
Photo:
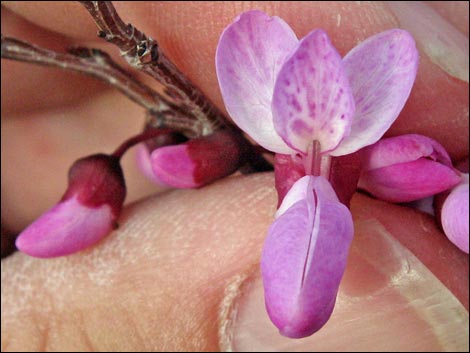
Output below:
[425,1,469,36]
[1,174,468,351]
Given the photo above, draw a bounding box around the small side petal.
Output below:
[216,10,298,153]
[261,176,354,338]
[361,134,453,171]
[441,182,469,253]
[358,158,462,202]
[272,29,355,154]
[135,143,171,187]
[15,197,114,258]
[332,29,419,156]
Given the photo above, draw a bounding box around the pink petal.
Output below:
[358,158,462,203]
[332,29,419,156]
[441,180,469,253]
[151,130,244,188]
[360,134,453,171]
[15,197,115,258]
[135,143,171,187]
[216,10,297,153]
[272,29,355,154]
[261,176,354,338]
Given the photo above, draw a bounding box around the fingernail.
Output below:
[387,1,469,83]
[218,219,469,351]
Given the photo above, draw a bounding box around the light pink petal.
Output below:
[358,158,462,203]
[15,197,114,258]
[275,175,338,218]
[135,143,172,187]
[442,180,469,253]
[361,134,454,171]
[332,29,419,156]
[216,10,297,153]
[272,29,355,154]
[261,176,354,338]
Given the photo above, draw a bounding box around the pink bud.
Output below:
[149,130,247,188]
[15,154,126,258]
[358,134,461,202]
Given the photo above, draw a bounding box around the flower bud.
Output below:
[143,130,247,188]
[15,154,126,258]
[358,134,461,202]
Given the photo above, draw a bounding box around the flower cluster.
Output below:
[13,8,468,341]
[215,10,465,338]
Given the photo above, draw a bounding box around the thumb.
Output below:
[1,174,468,351]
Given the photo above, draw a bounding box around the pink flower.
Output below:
[15,154,126,258]
[358,134,462,202]
[216,10,418,337]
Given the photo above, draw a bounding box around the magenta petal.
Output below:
[332,29,419,156]
[15,197,115,258]
[441,180,469,253]
[358,158,462,203]
[272,29,355,154]
[261,176,354,338]
[216,10,298,153]
[151,144,200,188]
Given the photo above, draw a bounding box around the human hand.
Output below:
[1,2,468,351]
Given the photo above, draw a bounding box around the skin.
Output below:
[1,2,468,351]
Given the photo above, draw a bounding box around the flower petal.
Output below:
[216,10,297,153]
[358,158,462,203]
[361,134,454,171]
[331,29,419,156]
[261,176,354,338]
[441,180,469,253]
[136,143,171,187]
[272,29,355,154]
[15,197,115,258]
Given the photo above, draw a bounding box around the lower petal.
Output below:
[261,176,354,338]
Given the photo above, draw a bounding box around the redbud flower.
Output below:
[216,10,418,337]
[15,154,126,258]
[441,174,469,253]
[358,134,462,202]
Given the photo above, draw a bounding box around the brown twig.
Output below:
[79,1,228,136]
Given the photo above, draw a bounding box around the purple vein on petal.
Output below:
[272,29,355,155]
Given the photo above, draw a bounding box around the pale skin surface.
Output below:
[1,2,469,351]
